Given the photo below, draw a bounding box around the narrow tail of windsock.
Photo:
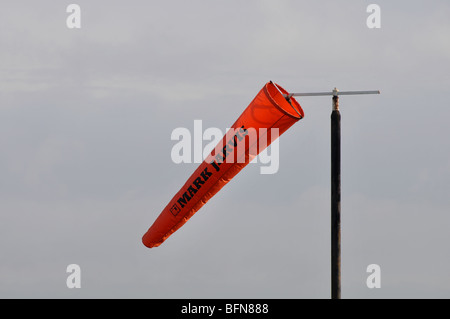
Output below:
[142,81,304,248]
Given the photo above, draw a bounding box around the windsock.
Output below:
[142,81,304,248]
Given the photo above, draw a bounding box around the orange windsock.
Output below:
[142,82,304,248]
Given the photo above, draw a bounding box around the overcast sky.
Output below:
[0,0,449,298]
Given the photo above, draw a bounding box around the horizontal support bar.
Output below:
[332,90,380,96]
[284,89,380,98]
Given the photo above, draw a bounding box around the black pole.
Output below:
[331,95,341,299]
[285,87,379,298]
[286,87,379,299]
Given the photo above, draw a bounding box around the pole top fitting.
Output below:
[332,88,339,111]
[332,87,339,97]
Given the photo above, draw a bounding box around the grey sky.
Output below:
[0,1,449,298]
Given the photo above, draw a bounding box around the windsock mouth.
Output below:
[264,82,304,120]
